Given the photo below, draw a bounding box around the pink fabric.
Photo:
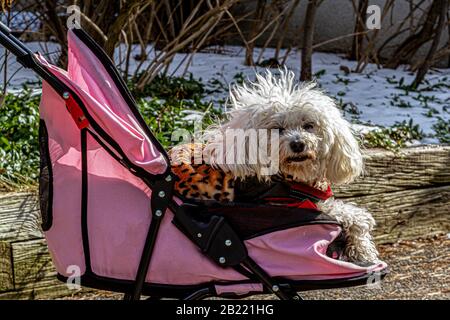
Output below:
[35,31,167,176]
[40,81,86,274]
[39,30,387,290]
[246,225,387,281]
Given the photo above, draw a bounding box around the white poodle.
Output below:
[171,69,379,264]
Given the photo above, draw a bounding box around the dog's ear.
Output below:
[325,118,363,185]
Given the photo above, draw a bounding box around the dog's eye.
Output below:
[303,123,314,132]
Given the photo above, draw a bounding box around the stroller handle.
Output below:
[0,21,11,34]
[0,21,36,68]
[0,21,66,94]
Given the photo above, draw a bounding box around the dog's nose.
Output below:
[290,140,305,153]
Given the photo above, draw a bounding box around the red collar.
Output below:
[234,177,333,210]
[289,182,333,201]
[263,182,333,210]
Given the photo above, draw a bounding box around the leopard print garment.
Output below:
[169,143,235,202]
[169,143,330,203]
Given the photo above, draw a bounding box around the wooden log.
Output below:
[12,239,55,288]
[0,278,80,300]
[347,185,450,244]
[0,192,43,242]
[0,241,13,292]
[0,238,90,299]
[335,145,450,198]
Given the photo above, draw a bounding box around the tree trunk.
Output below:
[274,0,301,62]
[447,10,450,67]
[43,0,68,67]
[245,0,266,66]
[411,0,449,88]
[349,0,368,61]
[103,0,150,57]
[385,1,442,69]
[300,0,319,81]
[81,0,119,48]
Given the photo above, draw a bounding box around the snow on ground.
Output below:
[1,42,449,143]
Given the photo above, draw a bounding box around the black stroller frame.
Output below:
[0,23,386,301]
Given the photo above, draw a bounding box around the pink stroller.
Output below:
[0,24,387,300]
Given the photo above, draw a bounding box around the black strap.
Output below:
[130,175,175,300]
[171,203,248,267]
[234,177,322,204]
[80,129,92,272]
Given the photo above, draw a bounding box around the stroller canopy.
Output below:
[36,30,169,176]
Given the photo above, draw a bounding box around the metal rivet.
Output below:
[158,191,165,198]
[62,92,70,100]
[225,240,232,246]
[272,285,279,292]
[155,210,162,217]
[197,233,202,238]
[165,175,172,182]
[219,257,226,264]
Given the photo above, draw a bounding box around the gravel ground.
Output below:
[61,235,449,300]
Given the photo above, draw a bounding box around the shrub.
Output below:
[432,117,450,144]
[0,89,41,188]
[362,119,424,151]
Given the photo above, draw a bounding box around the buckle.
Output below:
[63,92,89,129]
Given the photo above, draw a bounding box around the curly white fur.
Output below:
[317,199,379,263]
[203,69,379,263]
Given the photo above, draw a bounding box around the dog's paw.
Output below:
[319,199,379,264]
[345,234,380,264]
